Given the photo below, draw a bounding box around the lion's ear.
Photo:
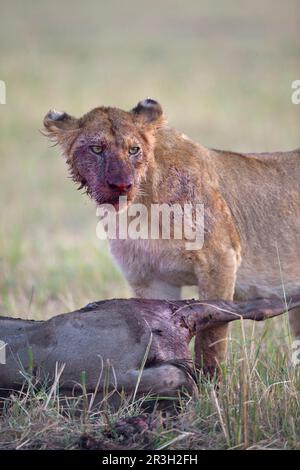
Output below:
[43,109,80,150]
[131,98,166,129]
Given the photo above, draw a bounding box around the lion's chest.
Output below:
[109,238,197,287]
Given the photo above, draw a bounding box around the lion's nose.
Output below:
[106,179,133,192]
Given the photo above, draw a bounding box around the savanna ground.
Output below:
[0,0,300,450]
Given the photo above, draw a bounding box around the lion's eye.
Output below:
[128,146,140,156]
[90,145,103,155]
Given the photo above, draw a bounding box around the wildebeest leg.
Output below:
[122,364,195,396]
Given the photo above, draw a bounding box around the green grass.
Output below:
[0,0,300,449]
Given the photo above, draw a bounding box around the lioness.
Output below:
[44,99,300,375]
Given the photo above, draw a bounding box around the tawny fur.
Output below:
[43,99,300,374]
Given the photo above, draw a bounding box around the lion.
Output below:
[43,98,300,376]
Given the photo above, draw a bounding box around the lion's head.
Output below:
[43,99,165,209]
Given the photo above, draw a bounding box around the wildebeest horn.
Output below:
[178,294,300,335]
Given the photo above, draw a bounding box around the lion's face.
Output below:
[43,99,165,209]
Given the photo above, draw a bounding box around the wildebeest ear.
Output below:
[43,109,80,150]
[131,98,166,129]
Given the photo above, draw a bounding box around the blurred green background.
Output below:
[0,0,299,319]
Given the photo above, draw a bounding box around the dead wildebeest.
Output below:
[1,296,299,406]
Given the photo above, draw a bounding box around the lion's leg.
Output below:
[194,248,239,378]
[289,307,300,340]
[194,324,229,378]
[132,280,181,300]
